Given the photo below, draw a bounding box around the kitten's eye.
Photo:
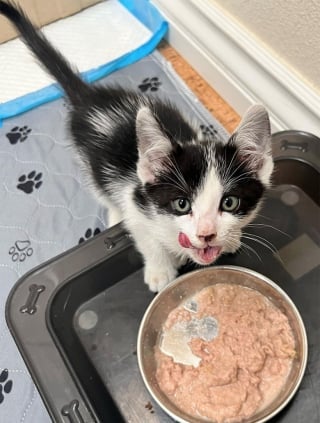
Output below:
[221,196,240,212]
[172,198,191,214]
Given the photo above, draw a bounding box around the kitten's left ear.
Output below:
[231,104,273,186]
[136,107,172,184]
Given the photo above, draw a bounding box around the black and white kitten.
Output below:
[0,1,274,292]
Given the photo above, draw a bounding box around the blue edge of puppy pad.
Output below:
[0,0,168,127]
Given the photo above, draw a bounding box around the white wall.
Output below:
[211,0,320,94]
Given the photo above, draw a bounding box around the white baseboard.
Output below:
[152,0,320,136]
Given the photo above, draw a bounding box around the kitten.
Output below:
[0,1,273,292]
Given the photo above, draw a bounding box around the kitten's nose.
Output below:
[198,233,216,243]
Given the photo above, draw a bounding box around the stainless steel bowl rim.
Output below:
[137,265,308,423]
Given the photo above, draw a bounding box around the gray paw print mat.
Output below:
[0,51,228,422]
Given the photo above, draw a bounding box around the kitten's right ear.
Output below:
[231,105,273,186]
[136,107,172,184]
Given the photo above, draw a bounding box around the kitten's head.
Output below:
[135,104,273,265]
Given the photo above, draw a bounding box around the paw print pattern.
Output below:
[138,77,161,93]
[0,369,13,405]
[17,171,43,194]
[9,240,33,262]
[79,227,101,244]
[6,126,32,144]
[200,124,218,137]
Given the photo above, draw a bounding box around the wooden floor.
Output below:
[158,41,240,134]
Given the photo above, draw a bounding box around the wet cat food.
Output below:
[156,283,296,423]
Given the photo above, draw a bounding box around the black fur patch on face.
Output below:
[215,142,264,216]
[134,143,208,215]
[134,139,264,217]
[223,179,264,216]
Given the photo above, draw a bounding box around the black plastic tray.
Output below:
[6,131,320,423]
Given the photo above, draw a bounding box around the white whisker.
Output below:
[241,233,277,255]
[247,223,291,238]
[240,241,263,261]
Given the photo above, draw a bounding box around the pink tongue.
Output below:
[178,233,221,263]
[178,232,192,248]
[198,246,221,263]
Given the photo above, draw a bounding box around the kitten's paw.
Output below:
[144,265,177,293]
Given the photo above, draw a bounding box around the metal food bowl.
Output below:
[137,266,308,423]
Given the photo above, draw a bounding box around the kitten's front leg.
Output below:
[129,227,178,292]
[144,248,178,292]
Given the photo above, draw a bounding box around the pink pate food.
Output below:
[155,283,296,423]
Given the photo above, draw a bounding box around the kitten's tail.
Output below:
[0,1,91,105]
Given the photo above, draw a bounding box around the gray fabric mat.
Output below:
[0,51,228,422]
